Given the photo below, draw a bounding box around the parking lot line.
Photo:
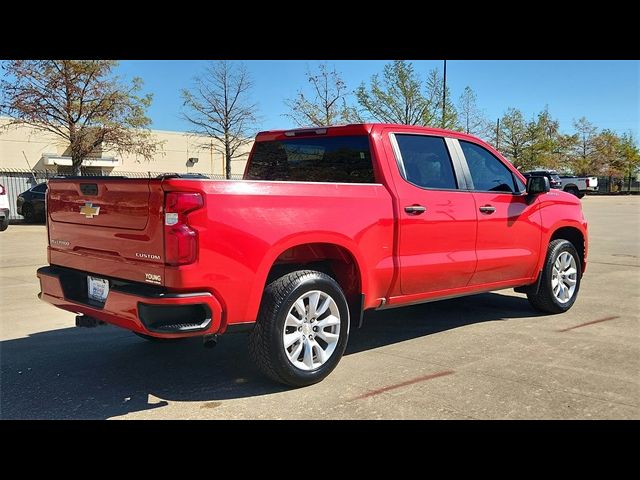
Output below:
[352,370,455,400]
[557,315,621,332]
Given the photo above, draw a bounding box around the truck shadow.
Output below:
[0,292,541,419]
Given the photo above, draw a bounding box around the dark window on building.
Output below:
[245,135,375,183]
[395,134,457,190]
[460,140,517,193]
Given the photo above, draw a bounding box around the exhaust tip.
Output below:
[203,334,219,348]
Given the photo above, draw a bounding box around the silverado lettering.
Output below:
[37,124,588,386]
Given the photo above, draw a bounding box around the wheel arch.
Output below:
[245,234,368,324]
[548,225,586,272]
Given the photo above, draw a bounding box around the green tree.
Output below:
[522,107,573,170]
[498,108,529,169]
[181,61,259,179]
[618,132,640,181]
[457,86,487,136]
[355,60,429,125]
[0,60,157,175]
[284,64,355,127]
[592,129,622,176]
[425,68,458,129]
[570,117,599,175]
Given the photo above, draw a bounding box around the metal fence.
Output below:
[593,176,640,194]
[0,168,243,221]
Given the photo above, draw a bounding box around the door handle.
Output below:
[404,205,426,215]
[479,205,496,214]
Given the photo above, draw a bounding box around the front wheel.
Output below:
[248,270,350,387]
[0,220,7,232]
[528,239,582,313]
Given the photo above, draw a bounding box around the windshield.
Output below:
[245,135,375,183]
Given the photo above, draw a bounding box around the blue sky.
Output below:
[116,60,639,139]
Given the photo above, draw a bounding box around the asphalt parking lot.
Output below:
[1,196,638,419]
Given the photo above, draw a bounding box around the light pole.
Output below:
[441,60,447,128]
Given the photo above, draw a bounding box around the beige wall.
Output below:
[0,117,252,175]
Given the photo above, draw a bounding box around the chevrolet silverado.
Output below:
[37,124,588,386]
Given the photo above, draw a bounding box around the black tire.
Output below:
[0,220,7,232]
[577,192,585,199]
[248,270,350,387]
[565,186,580,198]
[22,203,35,223]
[527,239,582,314]
[133,332,184,342]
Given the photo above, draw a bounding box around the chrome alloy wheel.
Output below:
[282,290,341,371]
[552,251,578,303]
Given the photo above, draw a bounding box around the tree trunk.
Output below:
[225,142,232,180]
[71,154,82,176]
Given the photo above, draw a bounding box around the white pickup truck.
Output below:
[558,175,598,198]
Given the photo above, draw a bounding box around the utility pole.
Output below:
[496,118,500,150]
[441,60,447,128]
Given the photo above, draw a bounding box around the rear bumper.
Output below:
[37,265,223,338]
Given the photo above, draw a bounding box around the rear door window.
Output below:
[394,134,458,190]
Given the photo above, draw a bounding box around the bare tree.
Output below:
[181,61,259,179]
[457,86,487,136]
[284,64,355,127]
[0,60,157,175]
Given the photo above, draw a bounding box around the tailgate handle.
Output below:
[80,183,98,196]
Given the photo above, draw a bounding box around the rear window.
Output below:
[245,135,375,183]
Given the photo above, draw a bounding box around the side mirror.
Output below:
[526,176,550,195]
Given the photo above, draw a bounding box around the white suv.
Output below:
[0,183,10,231]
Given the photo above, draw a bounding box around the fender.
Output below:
[242,232,370,324]
[535,218,588,275]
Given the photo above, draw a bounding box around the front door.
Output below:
[389,133,478,295]
[456,139,542,285]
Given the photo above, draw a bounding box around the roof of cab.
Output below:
[254,123,486,144]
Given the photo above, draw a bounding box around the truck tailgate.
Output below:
[47,178,166,286]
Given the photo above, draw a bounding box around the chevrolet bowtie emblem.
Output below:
[80,202,100,218]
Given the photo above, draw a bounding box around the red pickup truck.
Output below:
[37,124,588,386]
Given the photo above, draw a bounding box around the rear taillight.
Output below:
[586,178,591,187]
[0,184,5,195]
[164,192,203,266]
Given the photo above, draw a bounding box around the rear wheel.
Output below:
[22,203,35,223]
[248,270,350,387]
[527,239,581,314]
[565,186,580,198]
[0,219,8,231]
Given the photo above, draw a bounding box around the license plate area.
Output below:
[87,276,109,303]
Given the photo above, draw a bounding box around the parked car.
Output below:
[17,182,48,223]
[37,124,588,387]
[523,169,562,190]
[0,183,10,231]
[558,174,598,198]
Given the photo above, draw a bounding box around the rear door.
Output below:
[455,139,542,285]
[387,132,478,295]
